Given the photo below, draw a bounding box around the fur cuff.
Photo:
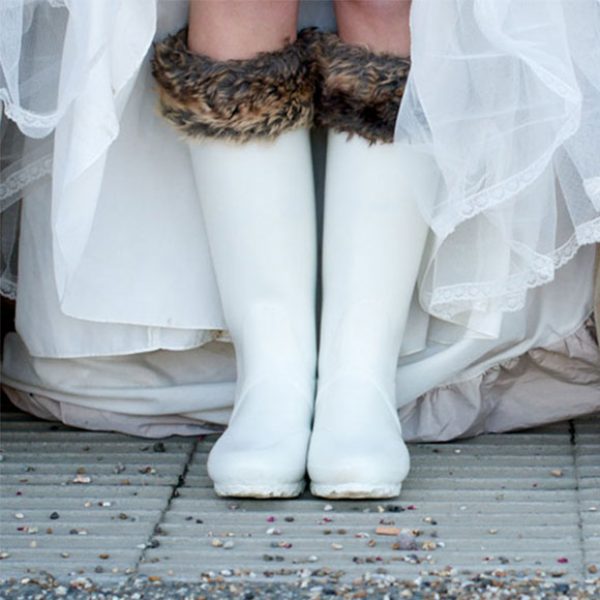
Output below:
[151,28,319,143]
[314,32,410,144]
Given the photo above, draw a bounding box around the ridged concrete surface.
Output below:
[0,410,598,585]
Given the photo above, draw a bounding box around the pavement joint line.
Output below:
[567,419,586,580]
[571,417,595,580]
[127,437,199,582]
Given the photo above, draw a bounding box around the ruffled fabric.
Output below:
[396,0,600,333]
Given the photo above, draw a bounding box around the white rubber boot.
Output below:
[152,29,319,498]
[190,130,317,498]
[307,132,432,499]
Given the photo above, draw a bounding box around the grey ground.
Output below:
[0,407,598,599]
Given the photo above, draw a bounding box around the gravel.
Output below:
[1,572,599,599]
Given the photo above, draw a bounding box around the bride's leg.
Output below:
[188,0,299,59]
[307,0,431,498]
[153,2,318,497]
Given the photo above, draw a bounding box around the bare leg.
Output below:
[188,0,299,59]
[334,0,412,56]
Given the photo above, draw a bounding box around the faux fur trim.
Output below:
[151,28,319,142]
[314,32,410,144]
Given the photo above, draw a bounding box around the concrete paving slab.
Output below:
[0,412,193,582]
[1,408,598,592]
[140,424,589,582]
[574,414,600,573]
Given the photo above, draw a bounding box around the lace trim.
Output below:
[0,277,17,301]
[427,217,600,320]
[0,93,61,131]
[0,156,53,208]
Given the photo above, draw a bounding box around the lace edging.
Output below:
[426,217,600,321]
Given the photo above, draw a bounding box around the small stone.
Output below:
[223,541,235,550]
[550,469,564,478]
[113,462,126,474]
[148,575,162,582]
[55,586,68,596]
[323,504,334,512]
[14,512,24,520]
[0,552,10,559]
[587,564,598,574]
[331,543,343,550]
[99,501,111,507]
[99,553,110,559]
[266,516,276,523]
[266,527,282,536]
[488,528,499,535]
[284,516,295,522]
[152,442,166,452]
[376,526,400,536]
[211,539,224,547]
[392,534,418,551]
[421,541,437,551]
[84,501,92,508]
[49,511,60,520]
[61,552,70,558]
[557,557,569,564]
[72,473,91,484]
[29,541,37,548]
[139,466,156,474]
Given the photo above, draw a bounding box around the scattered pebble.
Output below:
[211,539,224,548]
[223,541,235,550]
[72,473,92,484]
[152,442,166,453]
[550,469,564,478]
[588,564,598,574]
[376,526,400,536]
[331,543,343,550]
[14,513,24,520]
[323,504,334,512]
[139,466,156,475]
[49,512,60,520]
[0,552,10,559]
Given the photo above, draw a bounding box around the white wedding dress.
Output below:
[1,0,599,440]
